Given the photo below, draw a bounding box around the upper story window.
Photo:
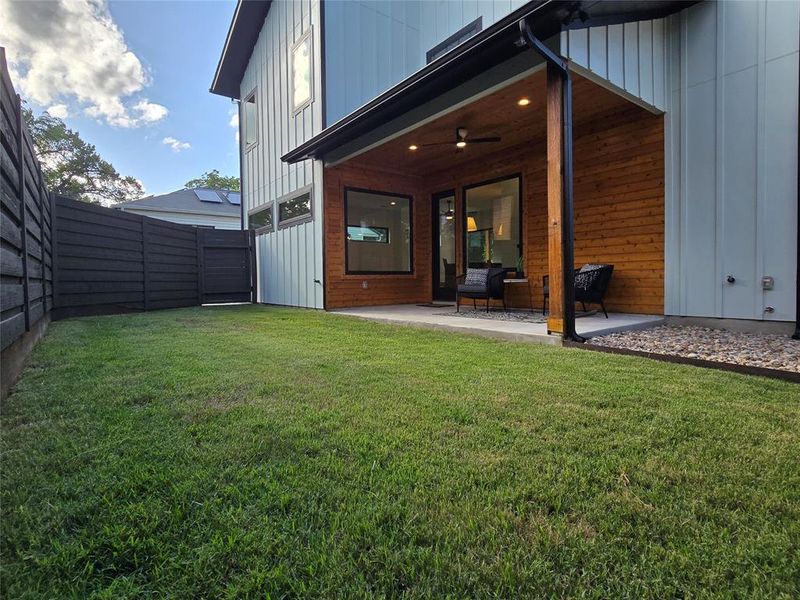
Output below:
[426,17,482,63]
[243,89,257,150]
[292,30,312,112]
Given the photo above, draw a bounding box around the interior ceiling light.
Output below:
[414,127,502,150]
[442,199,455,220]
[517,97,531,106]
[408,144,418,151]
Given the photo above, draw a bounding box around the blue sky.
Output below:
[2,0,240,197]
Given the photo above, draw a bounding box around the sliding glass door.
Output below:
[432,191,457,301]
[464,175,522,269]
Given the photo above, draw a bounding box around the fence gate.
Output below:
[198,229,255,304]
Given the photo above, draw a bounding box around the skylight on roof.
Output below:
[227,192,241,205]
[195,189,222,203]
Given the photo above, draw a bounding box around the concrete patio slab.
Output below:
[331,304,664,344]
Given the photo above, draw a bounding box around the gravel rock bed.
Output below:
[590,325,800,372]
[435,309,548,324]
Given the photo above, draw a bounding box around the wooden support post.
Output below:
[546,63,565,335]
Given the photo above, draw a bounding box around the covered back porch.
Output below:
[320,67,664,335]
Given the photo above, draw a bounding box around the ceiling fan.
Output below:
[418,127,501,150]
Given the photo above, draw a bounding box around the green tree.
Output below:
[22,107,143,205]
[184,169,240,192]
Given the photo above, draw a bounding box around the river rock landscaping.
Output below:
[590,325,800,373]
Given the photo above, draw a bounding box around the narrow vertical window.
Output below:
[243,90,257,150]
[292,31,312,112]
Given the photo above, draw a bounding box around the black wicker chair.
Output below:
[542,264,614,318]
[456,267,506,312]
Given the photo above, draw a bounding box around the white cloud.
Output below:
[229,110,239,144]
[46,103,69,119]
[135,99,168,123]
[162,136,191,152]
[0,0,168,127]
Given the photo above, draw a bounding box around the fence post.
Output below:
[141,216,149,311]
[249,229,256,303]
[49,193,59,310]
[16,94,30,331]
[196,227,205,306]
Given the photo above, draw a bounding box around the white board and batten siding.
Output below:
[324,0,532,124]
[560,19,668,112]
[664,0,798,322]
[240,0,324,309]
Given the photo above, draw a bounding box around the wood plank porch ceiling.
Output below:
[348,71,637,178]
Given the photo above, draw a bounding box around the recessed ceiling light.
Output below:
[390,201,396,206]
[456,141,467,148]
[517,97,531,107]
[408,144,418,151]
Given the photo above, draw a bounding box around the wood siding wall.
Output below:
[323,164,430,309]
[326,103,664,314]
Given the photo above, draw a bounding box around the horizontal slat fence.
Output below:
[53,196,255,320]
[0,48,54,351]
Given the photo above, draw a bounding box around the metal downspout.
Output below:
[517,18,583,343]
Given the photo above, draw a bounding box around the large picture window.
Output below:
[464,175,521,269]
[345,189,412,274]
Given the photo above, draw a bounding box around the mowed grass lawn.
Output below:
[2,306,799,599]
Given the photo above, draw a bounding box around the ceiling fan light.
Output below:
[456,140,467,148]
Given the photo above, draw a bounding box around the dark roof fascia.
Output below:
[210,0,272,99]
[282,0,698,164]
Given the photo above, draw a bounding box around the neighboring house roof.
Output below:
[282,0,697,164]
[210,0,272,99]
[116,188,242,218]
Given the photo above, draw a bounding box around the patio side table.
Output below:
[503,278,533,311]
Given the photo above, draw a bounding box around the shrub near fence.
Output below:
[0,48,54,353]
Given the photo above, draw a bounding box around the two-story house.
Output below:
[210,0,798,339]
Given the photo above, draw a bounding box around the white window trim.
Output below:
[291,28,313,115]
[242,88,258,152]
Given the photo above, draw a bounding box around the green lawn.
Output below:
[2,306,799,599]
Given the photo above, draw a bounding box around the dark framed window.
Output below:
[462,174,522,270]
[345,188,412,274]
[278,187,313,228]
[243,89,257,150]
[249,203,274,233]
[426,17,482,63]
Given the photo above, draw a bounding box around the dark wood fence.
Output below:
[53,196,255,320]
[1,49,54,352]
